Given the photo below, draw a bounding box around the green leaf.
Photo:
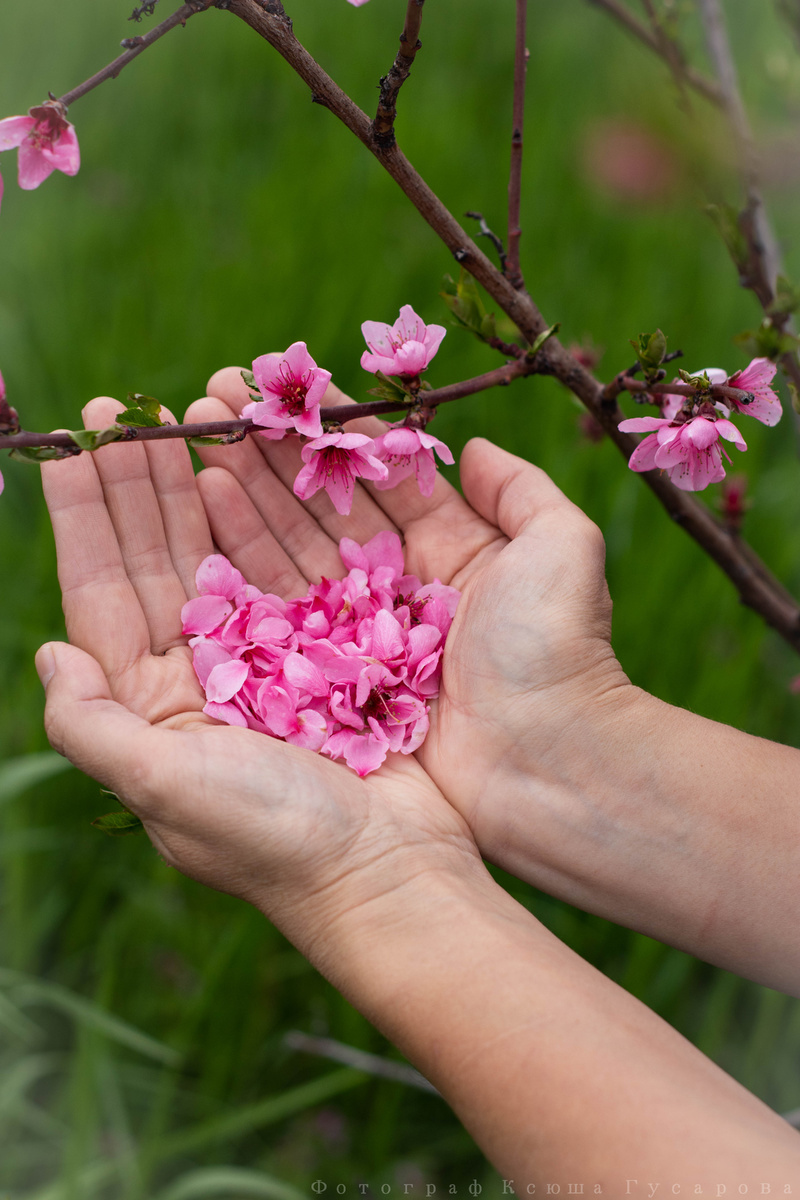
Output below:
[240,368,257,390]
[530,322,560,356]
[366,370,413,404]
[116,392,165,427]
[67,426,126,451]
[126,392,163,414]
[733,319,799,360]
[8,445,72,464]
[188,435,226,447]
[629,329,667,373]
[440,269,497,342]
[115,408,164,428]
[91,809,145,837]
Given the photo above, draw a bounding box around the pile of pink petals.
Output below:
[181,532,460,777]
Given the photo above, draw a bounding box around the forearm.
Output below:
[479,684,800,992]
[299,860,800,1187]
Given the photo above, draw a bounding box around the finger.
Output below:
[82,397,189,653]
[185,394,344,581]
[196,466,309,598]
[459,437,578,539]
[141,403,214,597]
[41,447,153,679]
[37,640,164,809]
[203,369,400,545]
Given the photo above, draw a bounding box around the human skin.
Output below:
[186,370,800,994]
[35,376,800,1185]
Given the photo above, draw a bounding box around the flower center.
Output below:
[277,364,310,415]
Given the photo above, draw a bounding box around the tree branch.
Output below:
[697,0,800,397]
[584,0,723,106]
[371,0,425,150]
[0,360,537,451]
[56,1,216,109]
[506,0,527,290]
[23,0,800,653]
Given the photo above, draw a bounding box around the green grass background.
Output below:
[1,0,800,1195]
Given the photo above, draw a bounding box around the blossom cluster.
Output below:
[619,358,781,492]
[181,531,460,776]
[241,305,453,514]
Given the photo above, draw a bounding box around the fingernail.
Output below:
[35,644,57,689]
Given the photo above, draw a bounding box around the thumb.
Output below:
[459,437,576,539]
[35,641,161,805]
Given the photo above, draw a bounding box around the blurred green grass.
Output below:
[1,0,800,1194]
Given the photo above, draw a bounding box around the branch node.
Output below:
[453,248,470,263]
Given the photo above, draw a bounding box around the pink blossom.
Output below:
[373,426,454,496]
[241,342,329,439]
[726,358,782,426]
[182,531,460,777]
[361,305,446,378]
[293,431,388,515]
[0,108,79,207]
[619,414,746,491]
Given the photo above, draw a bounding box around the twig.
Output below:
[371,0,425,150]
[57,1,216,109]
[0,360,538,451]
[698,0,779,295]
[284,1031,440,1095]
[24,0,800,654]
[184,0,800,654]
[129,0,163,20]
[640,0,691,110]
[697,0,800,398]
[506,0,527,289]
[465,211,507,273]
[584,0,723,106]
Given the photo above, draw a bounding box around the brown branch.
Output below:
[371,0,425,150]
[21,0,800,653]
[506,0,527,290]
[697,0,800,403]
[584,0,723,106]
[210,0,800,654]
[57,1,216,109]
[639,0,691,110]
[0,361,537,451]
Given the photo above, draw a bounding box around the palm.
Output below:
[181,370,622,834]
[40,387,481,915]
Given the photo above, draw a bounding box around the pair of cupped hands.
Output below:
[38,368,630,964]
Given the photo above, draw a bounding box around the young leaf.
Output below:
[240,367,257,390]
[116,393,165,427]
[92,809,145,837]
[8,445,73,464]
[68,426,126,451]
[530,323,560,356]
[366,370,413,404]
[188,435,226,447]
[115,408,164,428]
